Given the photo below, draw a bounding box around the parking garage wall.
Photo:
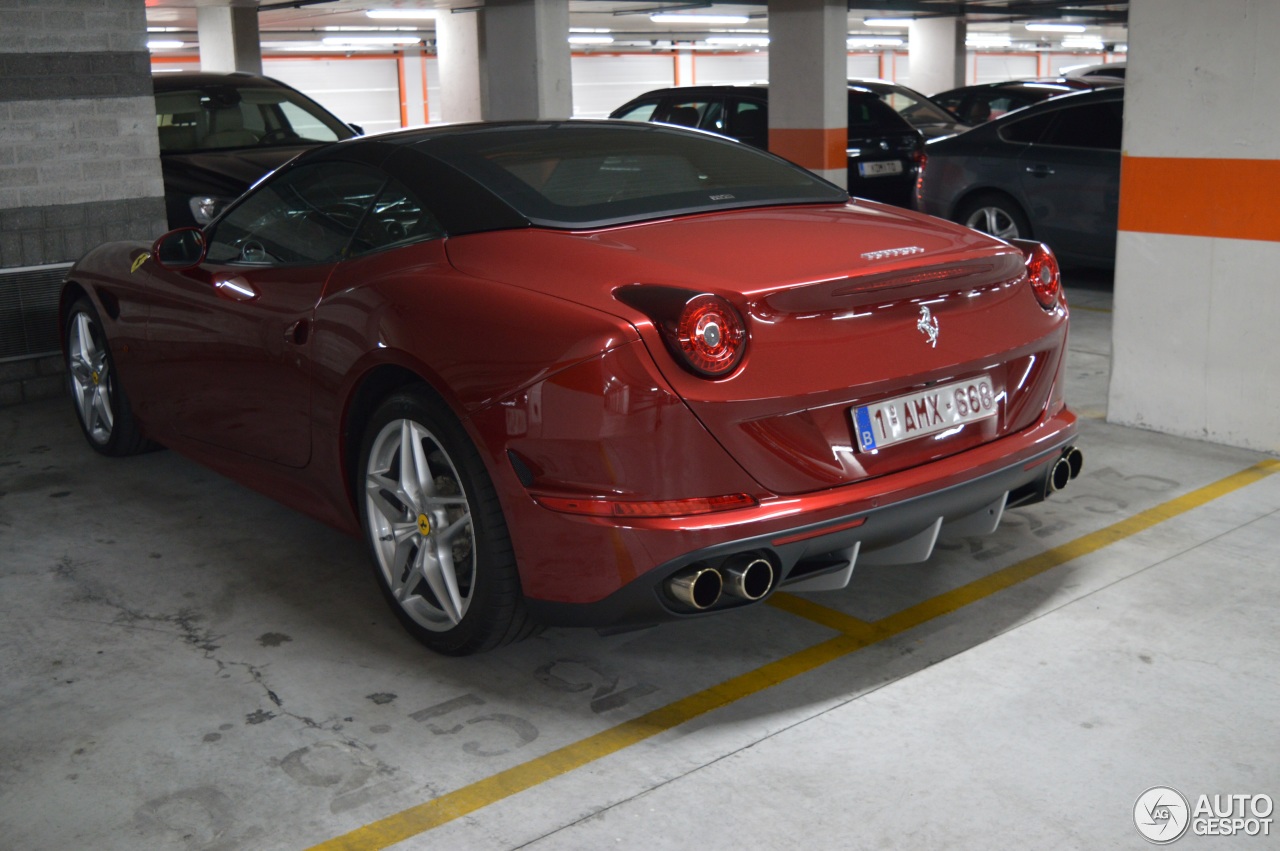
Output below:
[0,0,167,405]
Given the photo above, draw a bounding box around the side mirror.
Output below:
[152,227,207,271]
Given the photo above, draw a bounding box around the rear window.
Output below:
[412,123,847,229]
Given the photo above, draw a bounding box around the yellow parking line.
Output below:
[1070,304,1113,314]
[306,458,1278,851]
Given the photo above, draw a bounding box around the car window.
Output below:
[154,83,352,153]
[998,110,1057,144]
[727,99,768,148]
[613,101,660,122]
[1038,100,1124,149]
[662,99,726,133]
[848,93,911,137]
[206,163,385,266]
[415,124,846,229]
[348,179,445,257]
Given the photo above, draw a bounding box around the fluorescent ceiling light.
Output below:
[847,36,903,47]
[569,35,614,45]
[705,35,769,46]
[1025,23,1087,33]
[651,14,749,25]
[147,40,186,49]
[366,9,437,19]
[1062,36,1104,49]
[322,35,422,45]
[863,18,913,28]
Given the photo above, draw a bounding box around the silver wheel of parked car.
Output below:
[365,416,477,631]
[358,388,537,654]
[64,297,151,456]
[957,193,1032,242]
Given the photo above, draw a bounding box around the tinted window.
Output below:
[1039,100,1123,149]
[999,110,1057,144]
[207,163,385,265]
[848,93,909,134]
[413,124,846,229]
[348,179,444,257]
[727,99,768,148]
[662,99,726,133]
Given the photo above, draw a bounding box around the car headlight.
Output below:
[188,195,232,225]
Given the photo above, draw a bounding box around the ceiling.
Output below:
[143,1,1129,54]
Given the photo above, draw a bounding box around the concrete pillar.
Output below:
[767,0,847,187]
[0,0,166,403]
[1109,0,1280,452]
[437,9,483,123]
[907,17,964,95]
[197,1,262,75]
[479,0,572,121]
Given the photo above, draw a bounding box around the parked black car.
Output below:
[915,87,1123,268]
[153,71,358,228]
[609,84,925,207]
[931,77,1118,126]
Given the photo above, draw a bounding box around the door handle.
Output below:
[1024,164,1056,177]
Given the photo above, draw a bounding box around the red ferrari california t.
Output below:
[62,121,1081,655]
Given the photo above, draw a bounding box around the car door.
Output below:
[143,160,386,467]
[1016,97,1123,263]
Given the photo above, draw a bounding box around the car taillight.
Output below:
[675,294,746,377]
[1014,240,1062,310]
[613,286,749,379]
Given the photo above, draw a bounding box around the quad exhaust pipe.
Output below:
[1047,445,1084,496]
[666,554,775,610]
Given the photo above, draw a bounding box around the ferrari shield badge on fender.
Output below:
[130,252,148,273]
[917,305,940,348]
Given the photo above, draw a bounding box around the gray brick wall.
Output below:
[0,0,164,405]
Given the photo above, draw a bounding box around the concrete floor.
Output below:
[2,275,1278,850]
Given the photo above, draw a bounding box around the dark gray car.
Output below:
[915,87,1123,267]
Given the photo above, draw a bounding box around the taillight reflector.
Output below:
[675,294,747,377]
[1015,240,1063,310]
[535,492,757,518]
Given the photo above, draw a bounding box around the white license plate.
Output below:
[852,376,997,452]
[857,159,904,177]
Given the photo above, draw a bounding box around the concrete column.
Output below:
[479,0,572,121]
[1109,0,1280,453]
[767,0,847,187]
[0,0,166,403]
[197,1,262,75]
[437,9,483,123]
[907,17,964,95]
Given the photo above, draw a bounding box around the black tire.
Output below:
[955,192,1032,242]
[63,297,153,457]
[357,387,538,655]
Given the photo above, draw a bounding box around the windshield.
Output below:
[857,84,959,129]
[414,124,848,229]
[155,83,355,153]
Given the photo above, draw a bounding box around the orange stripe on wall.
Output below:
[769,127,846,172]
[1119,155,1280,243]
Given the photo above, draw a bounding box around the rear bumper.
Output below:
[525,406,1078,630]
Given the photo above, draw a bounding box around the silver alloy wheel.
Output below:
[963,205,1022,240]
[67,310,114,445]
[364,418,476,632]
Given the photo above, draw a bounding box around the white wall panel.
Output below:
[692,53,770,85]
[264,58,400,134]
[570,54,675,119]
[846,53,883,80]
[972,53,1038,84]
